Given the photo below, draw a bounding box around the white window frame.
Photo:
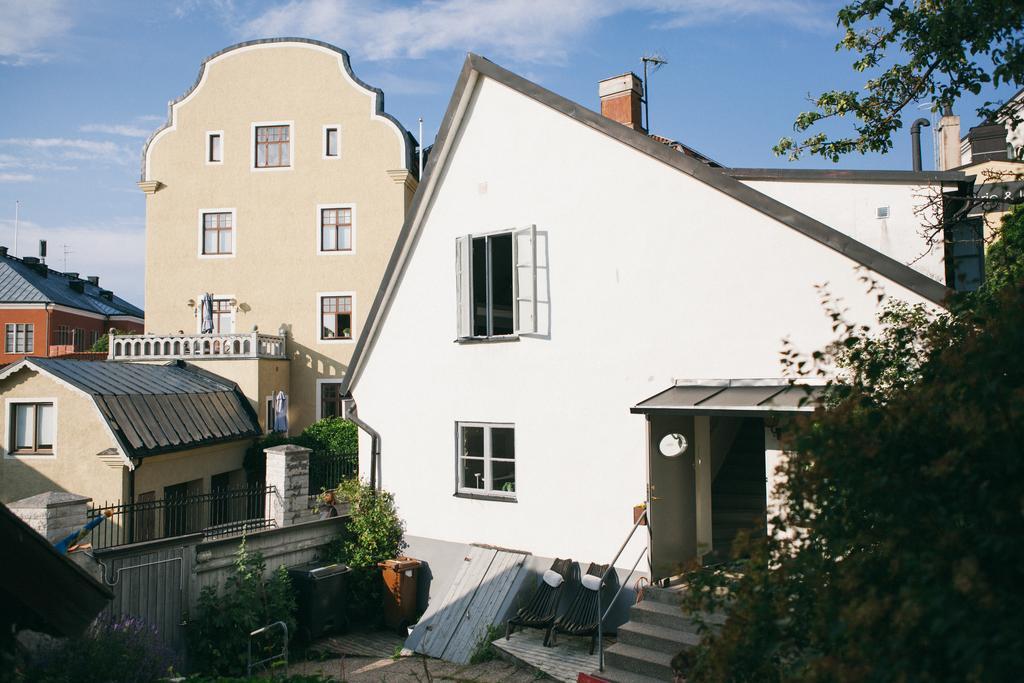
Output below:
[195,293,236,334]
[4,398,57,459]
[316,291,356,345]
[5,323,34,354]
[316,203,357,255]
[197,208,237,259]
[264,395,275,433]
[323,124,341,159]
[455,225,536,339]
[206,130,224,165]
[315,379,346,420]
[455,421,516,499]
[251,120,294,172]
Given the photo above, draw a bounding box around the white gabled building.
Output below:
[340,55,966,601]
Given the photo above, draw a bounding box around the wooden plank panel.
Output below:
[442,549,527,664]
[417,546,497,658]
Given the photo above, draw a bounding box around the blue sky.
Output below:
[0,0,1017,307]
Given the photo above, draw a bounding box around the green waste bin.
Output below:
[288,561,351,641]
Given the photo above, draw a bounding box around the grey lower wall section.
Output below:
[85,516,347,657]
[403,534,644,653]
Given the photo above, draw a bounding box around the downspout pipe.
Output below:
[342,397,380,491]
[911,118,931,171]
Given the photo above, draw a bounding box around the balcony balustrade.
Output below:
[107,332,287,361]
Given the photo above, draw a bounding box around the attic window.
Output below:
[876,206,890,219]
[208,132,222,163]
[455,227,537,339]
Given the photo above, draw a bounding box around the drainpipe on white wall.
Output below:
[342,397,380,491]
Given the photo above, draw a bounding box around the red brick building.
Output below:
[0,248,143,365]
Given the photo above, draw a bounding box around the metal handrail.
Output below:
[247,620,288,677]
[596,508,647,672]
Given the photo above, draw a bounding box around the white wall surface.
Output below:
[743,179,946,283]
[354,76,937,567]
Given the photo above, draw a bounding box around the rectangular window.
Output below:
[54,325,72,347]
[320,382,344,419]
[320,207,353,252]
[945,218,984,292]
[9,402,54,454]
[208,133,222,163]
[5,324,34,354]
[320,295,352,340]
[74,328,85,352]
[255,125,290,168]
[456,226,537,338]
[211,298,233,333]
[457,423,515,498]
[202,212,233,255]
[325,127,339,157]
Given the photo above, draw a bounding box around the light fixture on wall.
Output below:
[186,298,195,308]
[659,433,688,458]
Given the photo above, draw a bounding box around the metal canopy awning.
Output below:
[631,379,824,416]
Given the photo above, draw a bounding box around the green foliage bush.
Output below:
[187,540,296,677]
[679,211,1024,681]
[21,615,178,683]
[323,479,407,626]
[244,418,358,482]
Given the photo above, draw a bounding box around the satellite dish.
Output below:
[659,433,688,458]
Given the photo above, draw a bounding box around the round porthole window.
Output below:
[659,433,688,458]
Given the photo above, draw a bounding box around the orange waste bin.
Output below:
[378,557,422,631]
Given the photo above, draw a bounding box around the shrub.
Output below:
[295,417,358,455]
[22,615,178,682]
[323,479,407,626]
[187,540,296,677]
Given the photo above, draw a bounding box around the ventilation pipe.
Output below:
[343,397,380,491]
[911,118,930,171]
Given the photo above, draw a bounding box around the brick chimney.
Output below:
[937,107,962,170]
[599,73,644,132]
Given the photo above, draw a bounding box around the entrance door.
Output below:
[648,413,697,581]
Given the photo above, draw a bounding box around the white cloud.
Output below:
[239,0,832,64]
[0,173,34,182]
[80,123,152,138]
[0,0,72,65]
[0,217,145,306]
[0,138,136,171]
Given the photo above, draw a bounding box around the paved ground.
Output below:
[289,653,545,682]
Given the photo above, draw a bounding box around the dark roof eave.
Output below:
[727,168,970,183]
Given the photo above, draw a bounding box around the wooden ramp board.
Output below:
[493,629,598,683]
[312,629,405,658]
[412,545,528,664]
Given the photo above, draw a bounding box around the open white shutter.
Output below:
[455,235,472,337]
[513,225,537,334]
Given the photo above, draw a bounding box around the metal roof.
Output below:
[0,257,144,318]
[631,379,824,416]
[13,359,260,459]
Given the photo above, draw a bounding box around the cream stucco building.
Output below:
[138,38,418,430]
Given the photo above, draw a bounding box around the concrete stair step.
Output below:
[641,586,686,605]
[618,621,700,655]
[604,642,674,679]
[629,600,697,632]
[593,666,666,683]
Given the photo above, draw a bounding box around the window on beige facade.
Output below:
[325,127,339,157]
[320,382,344,419]
[211,298,234,333]
[255,125,290,168]
[5,323,33,353]
[10,402,54,454]
[202,212,233,255]
[208,133,222,163]
[320,295,352,340]
[320,207,352,252]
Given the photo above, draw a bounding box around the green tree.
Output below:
[680,244,1024,681]
[775,0,1024,161]
[979,204,1024,295]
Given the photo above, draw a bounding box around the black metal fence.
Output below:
[87,485,276,549]
[307,451,358,504]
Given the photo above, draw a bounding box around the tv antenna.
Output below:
[641,54,669,132]
[62,244,73,271]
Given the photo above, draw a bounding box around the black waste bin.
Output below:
[287,561,351,641]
